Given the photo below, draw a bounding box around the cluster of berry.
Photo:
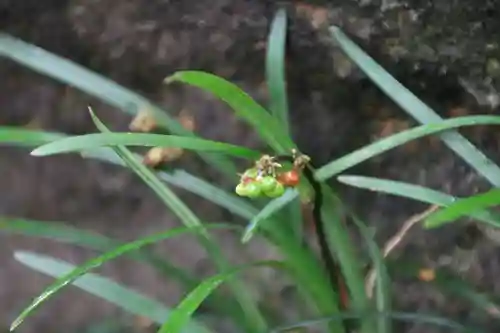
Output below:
[235,167,300,198]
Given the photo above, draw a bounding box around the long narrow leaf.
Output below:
[241,189,298,243]
[0,33,239,177]
[266,8,289,132]
[85,148,258,219]
[31,133,260,159]
[0,217,208,285]
[158,261,285,333]
[330,26,500,187]
[272,311,484,333]
[10,224,232,331]
[165,71,294,154]
[349,213,392,333]
[89,110,268,333]
[0,127,63,146]
[316,115,500,181]
[337,175,500,228]
[425,189,500,228]
[320,189,369,326]
[13,251,212,333]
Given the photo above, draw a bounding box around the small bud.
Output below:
[142,147,184,167]
[130,108,157,132]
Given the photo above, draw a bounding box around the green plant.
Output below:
[0,8,499,333]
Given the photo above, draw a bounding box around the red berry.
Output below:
[277,169,300,187]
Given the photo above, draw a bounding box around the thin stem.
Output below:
[275,155,352,332]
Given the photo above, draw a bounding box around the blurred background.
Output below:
[1,0,500,332]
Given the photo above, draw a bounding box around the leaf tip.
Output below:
[163,73,179,84]
[10,318,22,332]
[30,147,45,156]
[241,230,253,244]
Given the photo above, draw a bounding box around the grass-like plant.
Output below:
[1,8,500,333]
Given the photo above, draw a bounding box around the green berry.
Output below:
[258,176,278,192]
[244,183,262,198]
[235,183,248,196]
[235,182,262,198]
[264,182,285,198]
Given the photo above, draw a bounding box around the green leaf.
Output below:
[271,311,484,333]
[0,127,63,147]
[349,213,392,333]
[264,8,304,245]
[0,33,239,178]
[241,189,298,243]
[81,148,257,220]
[266,8,289,133]
[0,218,260,329]
[165,71,295,154]
[316,115,500,181]
[337,175,500,228]
[320,188,369,328]
[0,217,211,286]
[425,189,500,228]
[88,110,268,333]
[158,260,285,333]
[81,146,343,326]
[31,132,261,159]
[13,251,213,333]
[329,26,500,187]
[10,224,232,331]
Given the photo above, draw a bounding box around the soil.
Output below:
[1,0,500,332]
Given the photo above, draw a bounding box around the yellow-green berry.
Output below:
[245,183,262,198]
[258,176,278,192]
[264,182,285,198]
[235,182,262,198]
[235,183,249,196]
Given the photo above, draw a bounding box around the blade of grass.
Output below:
[0,127,64,146]
[83,148,258,220]
[266,8,289,133]
[0,218,262,328]
[13,251,212,333]
[0,217,219,288]
[0,127,337,321]
[0,125,341,327]
[2,36,354,327]
[271,311,485,333]
[330,26,500,187]
[31,132,261,159]
[82,145,343,323]
[10,224,232,331]
[158,260,285,333]
[320,188,369,332]
[348,213,392,333]
[241,189,298,243]
[265,8,303,245]
[315,115,500,181]
[425,189,500,228]
[0,33,239,179]
[165,71,294,154]
[337,175,500,228]
[88,110,268,333]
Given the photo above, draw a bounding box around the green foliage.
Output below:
[1,10,499,333]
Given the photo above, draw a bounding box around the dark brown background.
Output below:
[1,1,500,332]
